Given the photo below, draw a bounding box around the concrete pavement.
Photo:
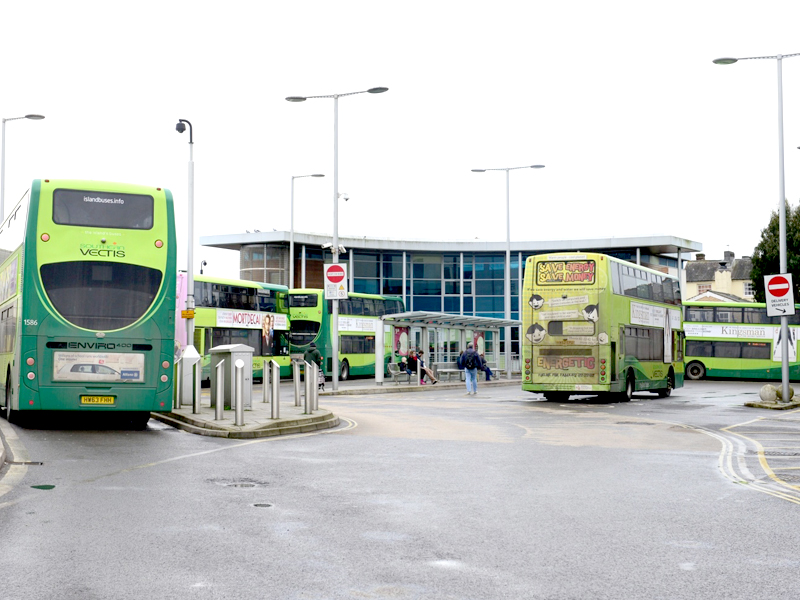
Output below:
[153,375,521,439]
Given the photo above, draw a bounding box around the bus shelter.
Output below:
[378,311,521,385]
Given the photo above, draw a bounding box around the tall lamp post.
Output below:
[472,164,545,379]
[290,173,325,288]
[286,86,388,391]
[714,53,799,404]
[176,119,196,353]
[1,113,45,221]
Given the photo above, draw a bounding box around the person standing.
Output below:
[463,342,480,395]
[303,342,324,390]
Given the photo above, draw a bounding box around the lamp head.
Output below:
[713,57,739,65]
[530,165,545,169]
[25,114,45,120]
[286,96,307,102]
[176,121,186,133]
[471,169,486,173]
[312,174,325,178]
[322,242,333,249]
[367,87,389,94]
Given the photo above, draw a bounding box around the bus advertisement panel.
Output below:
[0,180,176,428]
[522,253,683,402]
[683,301,800,380]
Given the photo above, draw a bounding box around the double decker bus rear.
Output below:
[3,179,176,426]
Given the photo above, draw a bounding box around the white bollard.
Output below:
[215,360,225,420]
[234,359,245,426]
[271,360,280,419]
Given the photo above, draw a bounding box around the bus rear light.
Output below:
[162,360,170,369]
[26,358,34,366]
[160,375,168,382]
[155,240,164,248]
[27,372,35,380]
[41,233,50,242]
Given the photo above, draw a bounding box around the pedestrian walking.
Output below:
[462,342,480,395]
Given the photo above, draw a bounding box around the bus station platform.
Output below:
[152,376,521,439]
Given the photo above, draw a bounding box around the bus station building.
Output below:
[201,231,700,358]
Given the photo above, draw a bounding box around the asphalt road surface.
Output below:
[1,380,799,600]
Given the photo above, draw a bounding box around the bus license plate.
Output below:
[81,395,115,405]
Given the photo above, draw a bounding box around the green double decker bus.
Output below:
[522,252,684,401]
[0,179,176,427]
[683,301,800,381]
[288,289,404,379]
[175,273,292,383]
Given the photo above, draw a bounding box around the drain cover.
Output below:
[226,483,257,488]
[252,503,273,508]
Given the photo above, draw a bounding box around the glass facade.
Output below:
[237,242,685,358]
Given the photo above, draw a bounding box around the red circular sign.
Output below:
[768,275,790,297]
[327,265,345,283]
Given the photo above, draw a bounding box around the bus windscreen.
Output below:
[52,189,154,230]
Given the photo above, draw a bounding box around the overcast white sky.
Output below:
[3,1,800,278]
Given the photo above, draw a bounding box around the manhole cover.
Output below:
[252,503,273,508]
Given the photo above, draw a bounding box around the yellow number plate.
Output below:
[80,395,115,405]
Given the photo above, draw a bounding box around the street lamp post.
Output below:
[176,119,196,353]
[472,165,545,379]
[1,114,45,221]
[286,86,388,391]
[714,53,800,403]
[290,174,325,288]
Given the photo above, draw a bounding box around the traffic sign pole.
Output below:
[765,273,795,402]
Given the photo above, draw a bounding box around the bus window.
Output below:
[289,294,318,308]
[743,307,770,324]
[715,307,742,323]
[714,341,741,359]
[742,342,770,360]
[53,188,154,230]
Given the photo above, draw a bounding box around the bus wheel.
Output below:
[657,371,674,398]
[340,360,350,381]
[129,412,151,430]
[685,362,705,381]
[619,371,634,402]
[4,375,16,423]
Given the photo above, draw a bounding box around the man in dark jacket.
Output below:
[463,343,480,395]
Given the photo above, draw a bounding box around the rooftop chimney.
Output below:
[696,253,706,260]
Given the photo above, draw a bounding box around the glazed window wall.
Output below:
[241,244,287,286]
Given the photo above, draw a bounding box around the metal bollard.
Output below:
[234,359,245,427]
[304,361,313,414]
[313,366,319,411]
[271,360,280,419]
[193,360,201,414]
[262,361,270,404]
[214,360,225,421]
[293,360,302,407]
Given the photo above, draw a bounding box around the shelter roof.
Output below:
[382,311,520,330]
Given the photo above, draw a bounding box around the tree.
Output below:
[750,200,800,302]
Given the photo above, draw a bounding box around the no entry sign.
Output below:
[324,263,349,300]
[765,273,796,317]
